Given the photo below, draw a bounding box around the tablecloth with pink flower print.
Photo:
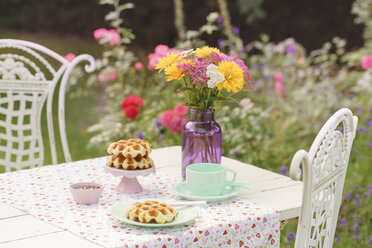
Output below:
[0,157,280,247]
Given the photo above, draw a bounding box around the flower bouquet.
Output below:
[156,46,252,179]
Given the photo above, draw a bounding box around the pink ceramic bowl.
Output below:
[70,182,104,205]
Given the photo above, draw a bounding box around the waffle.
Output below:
[106,153,154,170]
[126,201,178,224]
[107,139,152,158]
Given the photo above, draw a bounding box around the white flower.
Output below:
[239,98,253,109]
[206,64,224,89]
[105,11,119,21]
[181,49,195,58]
[356,71,372,93]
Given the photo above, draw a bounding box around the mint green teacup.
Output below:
[186,163,237,196]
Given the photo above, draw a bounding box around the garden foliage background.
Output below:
[1,0,372,246]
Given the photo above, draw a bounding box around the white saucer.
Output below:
[172,182,240,203]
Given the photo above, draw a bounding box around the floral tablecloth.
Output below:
[0,158,280,247]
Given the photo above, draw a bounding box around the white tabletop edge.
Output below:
[0,202,27,220]
[0,215,63,243]
[0,230,104,248]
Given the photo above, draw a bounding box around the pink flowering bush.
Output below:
[298,57,306,65]
[134,62,144,71]
[160,110,174,127]
[160,103,189,134]
[97,70,117,83]
[361,55,372,70]
[107,29,120,45]
[169,116,188,134]
[274,72,284,95]
[63,53,76,62]
[93,28,121,46]
[98,73,105,84]
[108,71,117,82]
[173,102,189,117]
[93,28,108,39]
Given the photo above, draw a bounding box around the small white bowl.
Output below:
[70,182,104,205]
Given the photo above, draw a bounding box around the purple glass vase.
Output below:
[181,109,222,180]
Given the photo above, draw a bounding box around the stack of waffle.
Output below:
[126,200,178,224]
[106,138,154,170]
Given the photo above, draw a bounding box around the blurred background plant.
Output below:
[1,0,372,246]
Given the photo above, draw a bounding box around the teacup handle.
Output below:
[226,168,237,183]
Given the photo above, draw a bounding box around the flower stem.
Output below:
[216,0,243,51]
[206,88,211,110]
[181,78,192,103]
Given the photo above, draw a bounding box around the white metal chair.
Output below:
[289,108,358,248]
[0,39,95,172]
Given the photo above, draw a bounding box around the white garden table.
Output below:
[0,146,302,247]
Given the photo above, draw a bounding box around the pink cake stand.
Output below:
[104,166,156,194]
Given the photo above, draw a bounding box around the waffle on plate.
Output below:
[126,200,178,224]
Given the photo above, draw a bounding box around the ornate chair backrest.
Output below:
[0,39,95,172]
[290,108,358,248]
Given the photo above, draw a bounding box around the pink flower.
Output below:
[169,48,183,54]
[173,102,189,117]
[177,61,194,74]
[210,52,223,63]
[220,53,234,62]
[210,52,234,63]
[93,28,120,45]
[147,44,182,70]
[169,116,187,134]
[275,81,284,95]
[134,62,144,71]
[108,71,117,82]
[187,58,211,83]
[298,57,306,65]
[63,53,76,62]
[274,72,283,82]
[160,110,174,127]
[361,55,372,70]
[234,57,252,81]
[154,45,171,56]
[107,29,120,45]
[93,28,108,39]
[148,53,162,70]
[98,73,106,83]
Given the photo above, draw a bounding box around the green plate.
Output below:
[172,182,240,203]
[110,199,199,228]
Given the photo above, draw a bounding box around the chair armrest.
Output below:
[289,150,310,181]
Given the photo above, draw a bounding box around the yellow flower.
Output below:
[181,59,195,66]
[156,52,182,72]
[216,61,244,93]
[164,59,195,81]
[195,46,221,58]
[164,62,184,81]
